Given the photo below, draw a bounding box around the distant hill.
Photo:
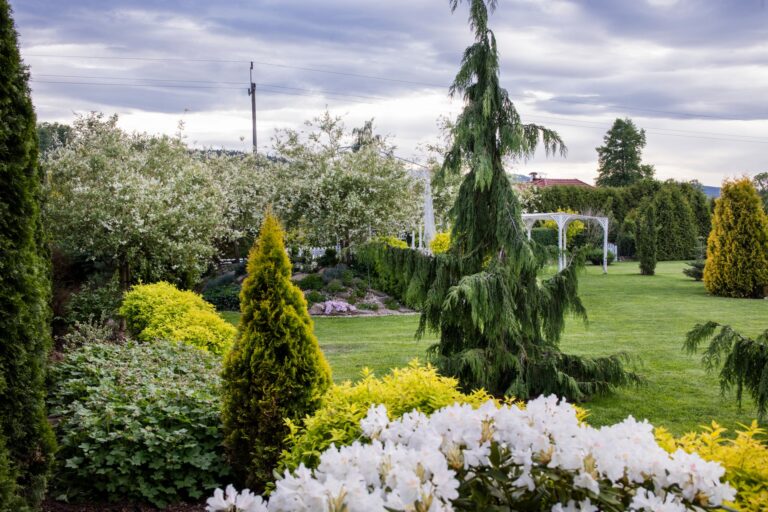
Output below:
[701,185,720,199]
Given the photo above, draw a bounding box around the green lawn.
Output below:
[222,261,768,434]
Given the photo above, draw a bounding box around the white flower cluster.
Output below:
[207,396,735,512]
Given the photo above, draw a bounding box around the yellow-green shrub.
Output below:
[541,208,585,247]
[221,213,331,491]
[429,232,451,254]
[656,421,768,511]
[378,235,408,249]
[279,361,495,472]
[119,281,236,354]
[704,178,768,298]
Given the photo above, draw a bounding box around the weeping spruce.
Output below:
[0,1,56,508]
[398,0,638,399]
[221,213,331,491]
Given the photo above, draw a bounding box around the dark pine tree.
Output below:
[595,118,653,187]
[0,1,56,508]
[412,0,639,399]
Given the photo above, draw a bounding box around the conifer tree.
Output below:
[411,0,638,399]
[221,213,331,491]
[0,1,56,508]
[704,178,768,298]
[636,201,657,276]
[652,185,697,261]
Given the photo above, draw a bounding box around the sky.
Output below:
[12,0,768,186]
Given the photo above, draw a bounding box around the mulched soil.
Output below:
[42,499,205,512]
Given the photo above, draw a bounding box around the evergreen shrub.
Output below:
[203,283,241,311]
[704,178,768,298]
[636,201,657,275]
[316,248,338,267]
[64,274,122,325]
[120,281,236,354]
[652,185,698,261]
[48,341,230,507]
[585,247,615,266]
[279,362,494,472]
[0,0,56,506]
[298,273,324,291]
[221,213,331,491]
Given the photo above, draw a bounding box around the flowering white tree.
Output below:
[43,113,226,289]
[270,112,421,249]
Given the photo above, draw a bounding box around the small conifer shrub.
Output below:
[221,213,331,491]
[704,178,768,298]
[636,201,657,276]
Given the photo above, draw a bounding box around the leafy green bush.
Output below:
[316,248,338,267]
[584,247,615,266]
[47,341,230,507]
[222,213,331,491]
[298,273,324,291]
[324,278,344,294]
[202,283,241,311]
[383,297,400,310]
[357,301,379,311]
[279,362,493,472]
[65,275,122,325]
[530,226,557,247]
[321,263,352,284]
[305,290,326,305]
[119,281,236,354]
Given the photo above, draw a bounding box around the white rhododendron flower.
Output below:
[206,396,736,512]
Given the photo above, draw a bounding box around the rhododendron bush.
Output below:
[207,396,735,511]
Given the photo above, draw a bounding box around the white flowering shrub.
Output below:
[207,396,735,512]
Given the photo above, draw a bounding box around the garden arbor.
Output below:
[523,212,610,273]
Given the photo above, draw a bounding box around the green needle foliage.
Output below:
[221,213,331,491]
[404,0,639,399]
[0,1,56,508]
[636,200,658,276]
[685,321,768,420]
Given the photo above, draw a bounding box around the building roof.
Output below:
[527,177,594,188]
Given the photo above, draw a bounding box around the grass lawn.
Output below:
[222,261,767,434]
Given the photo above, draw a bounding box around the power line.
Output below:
[29,77,767,144]
[35,73,391,101]
[26,53,768,121]
[25,53,446,88]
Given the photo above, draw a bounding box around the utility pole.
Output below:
[248,61,257,154]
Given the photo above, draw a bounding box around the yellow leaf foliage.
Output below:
[542,208,585,246]
[430,232,451,254]
[656,421,768,511]
[119,281,236,354]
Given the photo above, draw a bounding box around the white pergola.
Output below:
[522,213,610,273]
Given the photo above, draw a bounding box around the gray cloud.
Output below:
[11,0,768,183]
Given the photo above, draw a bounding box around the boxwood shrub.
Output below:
[47,341,230,507]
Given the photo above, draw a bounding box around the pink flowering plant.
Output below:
[207,396,736,512]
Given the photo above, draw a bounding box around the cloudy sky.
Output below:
[12,0,768,186]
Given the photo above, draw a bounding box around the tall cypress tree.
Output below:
[0,1,56,508]
[636,200,658,276]
[413,0,638,399]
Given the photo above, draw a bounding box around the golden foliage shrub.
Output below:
[656,422,768,511]
[120,281,236,354]
[704,178,768,298]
